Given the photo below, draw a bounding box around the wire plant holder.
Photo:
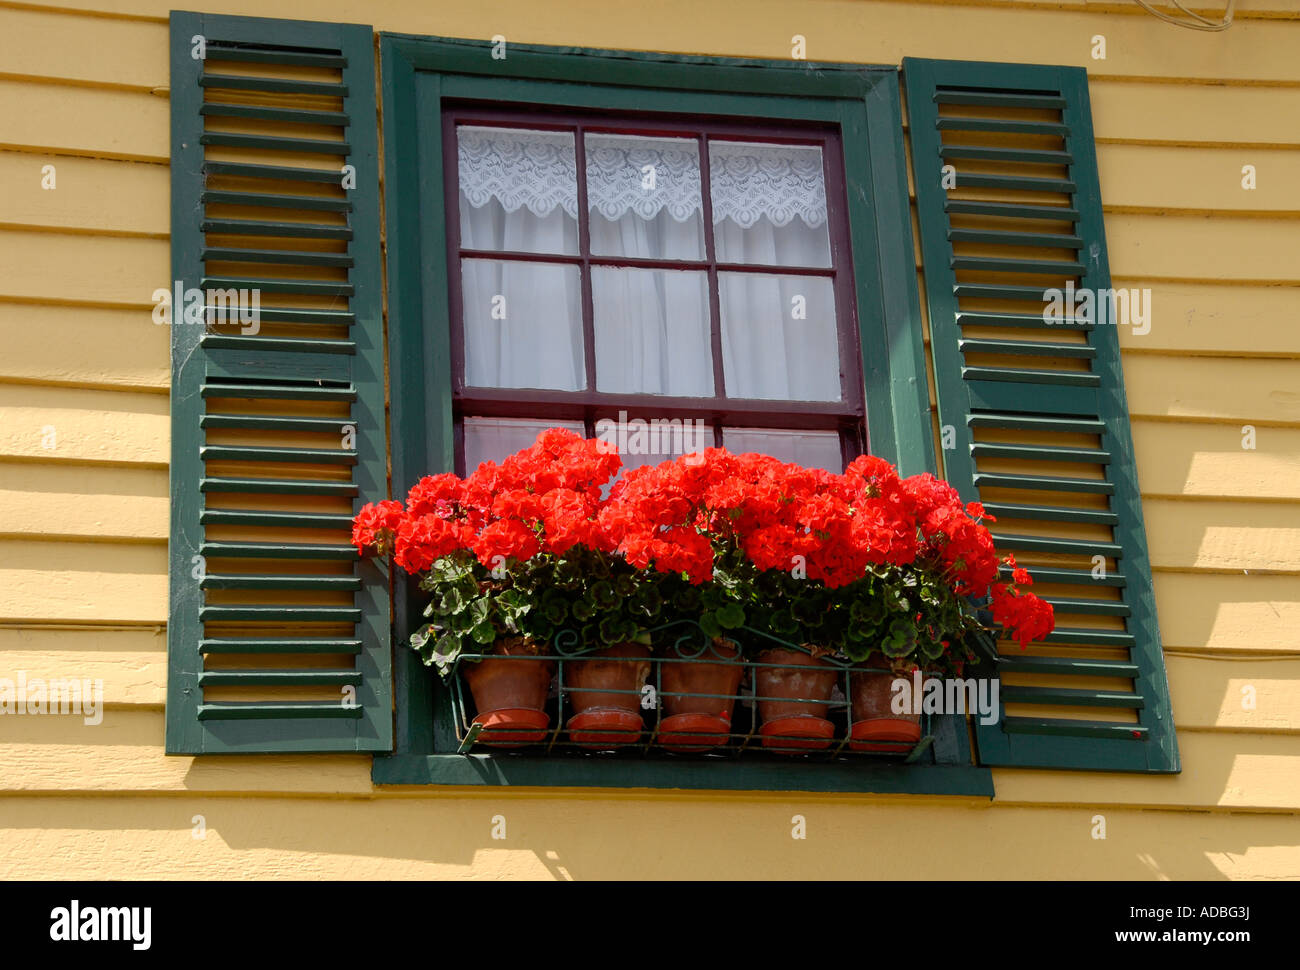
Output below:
[449,620,936,762]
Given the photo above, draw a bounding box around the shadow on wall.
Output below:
[1,788,1296,879]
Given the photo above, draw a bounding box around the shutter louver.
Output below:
[166,12,391,753]
[904,58,1177,773]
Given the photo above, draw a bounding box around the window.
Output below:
[445,110,863,476]
[164,13,1176,789]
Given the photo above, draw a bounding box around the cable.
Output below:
[1130,0,1236,31]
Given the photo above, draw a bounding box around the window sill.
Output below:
[372,753,994,796]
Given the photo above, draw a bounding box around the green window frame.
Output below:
[372,33,993,795]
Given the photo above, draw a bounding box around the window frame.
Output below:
[374,33,992,796]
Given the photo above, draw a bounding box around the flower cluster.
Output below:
[352,429,1055,661]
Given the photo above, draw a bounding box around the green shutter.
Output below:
[904,58,1177,773]
[166,12,390,753]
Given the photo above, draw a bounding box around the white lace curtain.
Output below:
[456,126,840,403]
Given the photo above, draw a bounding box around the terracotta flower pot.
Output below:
[460,638,555,747]
[755,646,839,752]
[849,666,922,753]
[657,638,744,751]
[565,643,652,748]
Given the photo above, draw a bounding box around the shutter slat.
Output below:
[199,73,349,96]
[200,638,363,655]
[201,247,355,268]
[201,102,352,126]
[201,573,362,590]
[203,160,350,183]
[200,132,351,155]
[998,656,1139,676]
[200,541,357,560]
[205,45,348,68]
[201,189,353,212]
[906,57,1177,773]
[202,220,355,241]
[200,670,364,686]
[200,605,362,622]
[1001,686,1143,708]
[198,702,363,721]
[201,414,357,432]
[948,228,1084,249]
[200,445,358,464]
[200,477,358,496]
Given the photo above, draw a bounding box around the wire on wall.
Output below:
[1131,0,1235,31]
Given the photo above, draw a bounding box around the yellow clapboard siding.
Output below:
[0,540,166,623]
[994,731,1300,812]
[0,229,167,305]
[1114,281,1300,357]
[0,795,1297,880]
[8,0,1300,81]
[0,79,168,162]
[0,710,372,794]
[1165,656,1300,733]
[1155,572,1300,654]
[0,461,168,541]
[1105,213,1300,282]
[0,8,168,90]
[1144,498,1300,573]
[1121,355,1300,424]
[0,151,169,236]
[0,383,169,466]
[1090,79,1300,147]
[0,303,169,389]
[1132,420,1300,500]
[0,627,166,707]
[0,618,166,702]
[1098,143,1300,212]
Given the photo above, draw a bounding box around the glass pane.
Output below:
[719,273,840,401]
[463,417,586,473]
[457,126,579,256]
[722,428,844,472]
[592,267,712,396]
[462,258,584,391]
[586,134,704,261]
[709,141,831,267]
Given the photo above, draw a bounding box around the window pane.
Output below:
[592,267,712,396]
[719,273,839,401]
[709,141,830,268]
[463,417,586,473]
[462,258,584,391]
[457,126,579,256]
[722,428,843,472]
[586,134,704,261]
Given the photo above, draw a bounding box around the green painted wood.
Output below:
[200,189,352,212]
[937,117,1068,135]
[200,476,358,496]
[199,132,350,154]
[199,509,355,528]
[201,102,351,126]
[981,502,1118,526]
[199,73,348,96]
[200,669,363,686]
[201,638,363,654]
[202,219,354,240]
[997,656,1139,676]
[373,35,974,790]
[906,56,1177,774]
[948,228,1084,248]
[205,45,347,68]
[1001,686,1143,708]
[166,11,390,755]
[940,145,1073,164]
[203,160,347,183]
[372,753,994,796]
[201,573,361,591]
